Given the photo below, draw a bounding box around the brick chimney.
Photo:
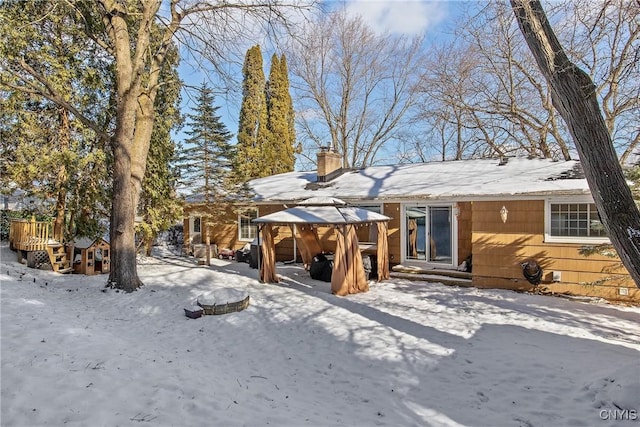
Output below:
[316,147,342,182]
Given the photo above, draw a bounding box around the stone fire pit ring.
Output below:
[195,288,250,316]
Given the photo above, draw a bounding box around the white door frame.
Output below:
[401,202,458,269]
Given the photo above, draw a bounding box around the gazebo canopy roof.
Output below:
[253,197,391,295]
[252,205,390,226]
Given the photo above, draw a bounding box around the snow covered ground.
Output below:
[1,243,639,427]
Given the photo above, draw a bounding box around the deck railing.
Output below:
[9,217,51,251]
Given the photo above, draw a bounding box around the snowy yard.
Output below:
[1,243,639,427]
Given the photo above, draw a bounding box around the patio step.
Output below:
[390,265,473,287]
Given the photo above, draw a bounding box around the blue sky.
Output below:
[341,0,452,35]
[175,1,464,154]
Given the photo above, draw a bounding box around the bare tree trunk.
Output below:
[107,95,157,291]
[511,0,640,287]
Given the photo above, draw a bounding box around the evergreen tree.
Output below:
[266,53,296,173]
[280,55,297,159]
[177,83,237,263]
[236,45,270,180]
[179,83,234,205]
[0,0,112,242]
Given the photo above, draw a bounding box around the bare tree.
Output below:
[466,3,573,159]
[419,3,572,161]
[1,0,313,292]
[559,0,640,164]
[288,8,425,168]
[415,40,513,161]
[418,1,638,164]
[511,0,640,287]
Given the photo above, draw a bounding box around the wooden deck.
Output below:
[9,217,51,251]
[9,218,72,273]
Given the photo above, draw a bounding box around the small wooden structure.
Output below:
[9,217,72,273]
[253,198,391,296]
[71,237,110,275]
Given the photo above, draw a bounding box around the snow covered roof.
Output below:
[249,157,591,203]
[253,205,391,225]
[296,196,347,206]
[72,236,109,249]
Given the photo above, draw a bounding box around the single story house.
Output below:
[183,150,638,303]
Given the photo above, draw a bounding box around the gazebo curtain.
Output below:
[257,219,389,297]
[376,222,390,280]
[259,224,278,283]
[408,219,418,258]
[331,225,369,296]
[330,228,348,295]
[292,225,323,269]
[347,225,369,294]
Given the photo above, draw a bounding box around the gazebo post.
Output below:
[256,224,262,282]
[330,224,347,295]
[292,224,298,263]
[376,221,390,280]
[258,223,279,283]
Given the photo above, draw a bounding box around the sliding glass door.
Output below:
[405,205,453,266]
[429,206,452,264]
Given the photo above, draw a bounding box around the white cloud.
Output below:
[343,0,449,35]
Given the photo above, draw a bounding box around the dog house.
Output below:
[72,237,110,275]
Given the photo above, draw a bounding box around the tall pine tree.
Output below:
[179,83,235,206]
[236,45,270,180]
[236,47,297,180]
[177,83,235,264]
[266,53,296,173]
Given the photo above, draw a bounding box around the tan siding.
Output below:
[183,204,248,252]
[184,198,636,302]
[457,202,473,263]
[471,200,636,303]
[384,203,402,265]
[182,217,189,248]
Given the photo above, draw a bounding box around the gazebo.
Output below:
[252,197,391,296]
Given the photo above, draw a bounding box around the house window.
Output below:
[239,209,258,241]
[188,216,203,245]
[546,200,608,243]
